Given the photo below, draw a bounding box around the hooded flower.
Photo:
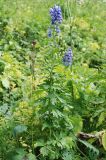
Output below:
[50,5,63,25]
[63,48,73,66]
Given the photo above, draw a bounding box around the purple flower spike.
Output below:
[63,48,73,66]
[50,5,63,25]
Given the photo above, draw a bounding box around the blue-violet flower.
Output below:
[55,25,61,33]
[47,27,52,37]
[63,48,73,66]
[50,5,62,25]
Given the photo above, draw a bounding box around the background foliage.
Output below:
[0,0,106,159]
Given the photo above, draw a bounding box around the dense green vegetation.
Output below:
[0,0,106,159]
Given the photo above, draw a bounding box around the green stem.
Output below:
[30,50,36,153]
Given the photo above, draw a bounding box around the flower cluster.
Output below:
[47,5,62,37]
[63,48,73,66]
[50,5,63,25]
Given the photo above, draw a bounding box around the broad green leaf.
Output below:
[12,154,25,160]
[0,103,8,115]
[34,140,45,148]
[27,153,37,160]
[14,125,27,136]
[11,148,26,160]
[2,78,10,89]
[102,132,106,150]
[42,122,50,131]
[40,147,49,156]
[79,139,99,156]
[15,148,26,155]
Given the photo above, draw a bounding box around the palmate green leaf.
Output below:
[47,93,57,105]
[56,94,66,104]
[61,136,73,149]
[40,145,56,159]
[102,132,106,150]
[62,151,73,160]
[52,110,64,118]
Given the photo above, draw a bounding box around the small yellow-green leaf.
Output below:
[71,116,83,134]
[102,132,106,150]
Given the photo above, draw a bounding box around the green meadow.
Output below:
[0,0,106,159]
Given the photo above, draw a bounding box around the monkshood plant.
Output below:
[31,5,82,160]
[7,5,83,160]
